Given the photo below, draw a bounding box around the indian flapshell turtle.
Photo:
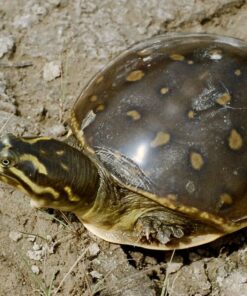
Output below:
[0,33,247,250]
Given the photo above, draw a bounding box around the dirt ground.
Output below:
[0,0,247,295]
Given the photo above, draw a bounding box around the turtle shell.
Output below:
[72,33,247,225]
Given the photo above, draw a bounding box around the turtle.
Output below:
[0,33,247,250]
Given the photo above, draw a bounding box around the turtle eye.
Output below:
[1,158,11,167]
[0,151,17,168]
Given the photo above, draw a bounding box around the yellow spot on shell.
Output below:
[127,110,141,121]
[219,193,233,207]
[90,95,98,102]
[170,54,185,61]
[216,93,231,106]
[126,70,145,82]
[190,152,204,170]
[95,104,105,112]
[160,87,169,95]
[64,186,80,202]
[150,132,170,148]
[234,69,241,76]
[188,110,196,119]
[228,129,243,150]
[187,60,194,64]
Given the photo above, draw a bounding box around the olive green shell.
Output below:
[72,33,247,224]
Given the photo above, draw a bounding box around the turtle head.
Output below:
[0,133,99,211]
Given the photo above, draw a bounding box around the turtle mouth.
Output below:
[0,172,20,187]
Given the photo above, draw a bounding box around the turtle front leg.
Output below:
[134,210,190,245]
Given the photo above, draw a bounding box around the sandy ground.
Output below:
[0,0,247,295]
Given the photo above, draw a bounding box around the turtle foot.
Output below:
[135,212,185,245]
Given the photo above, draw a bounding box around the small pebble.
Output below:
[27,249,43,261]
[0,36,15,58]
[130,251,144,266]
[88,243,100,257]
[49,123,66,137]
[48,0,61,6]
[27,235,36,242]
[32,4,47,16]
[90,270,103,279]
[9,231,23,242]
[46,235,52,242]
[166,262,183,274]
[43,61,62,82]
[33,242,42,251]
[31,265,40,275]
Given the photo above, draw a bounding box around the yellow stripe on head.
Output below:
[9,167,59,199]
[20,137,52,144]
[64,186,80,202]
[19,154,48,175]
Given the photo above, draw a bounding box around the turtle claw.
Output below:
[135,215,185,245]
